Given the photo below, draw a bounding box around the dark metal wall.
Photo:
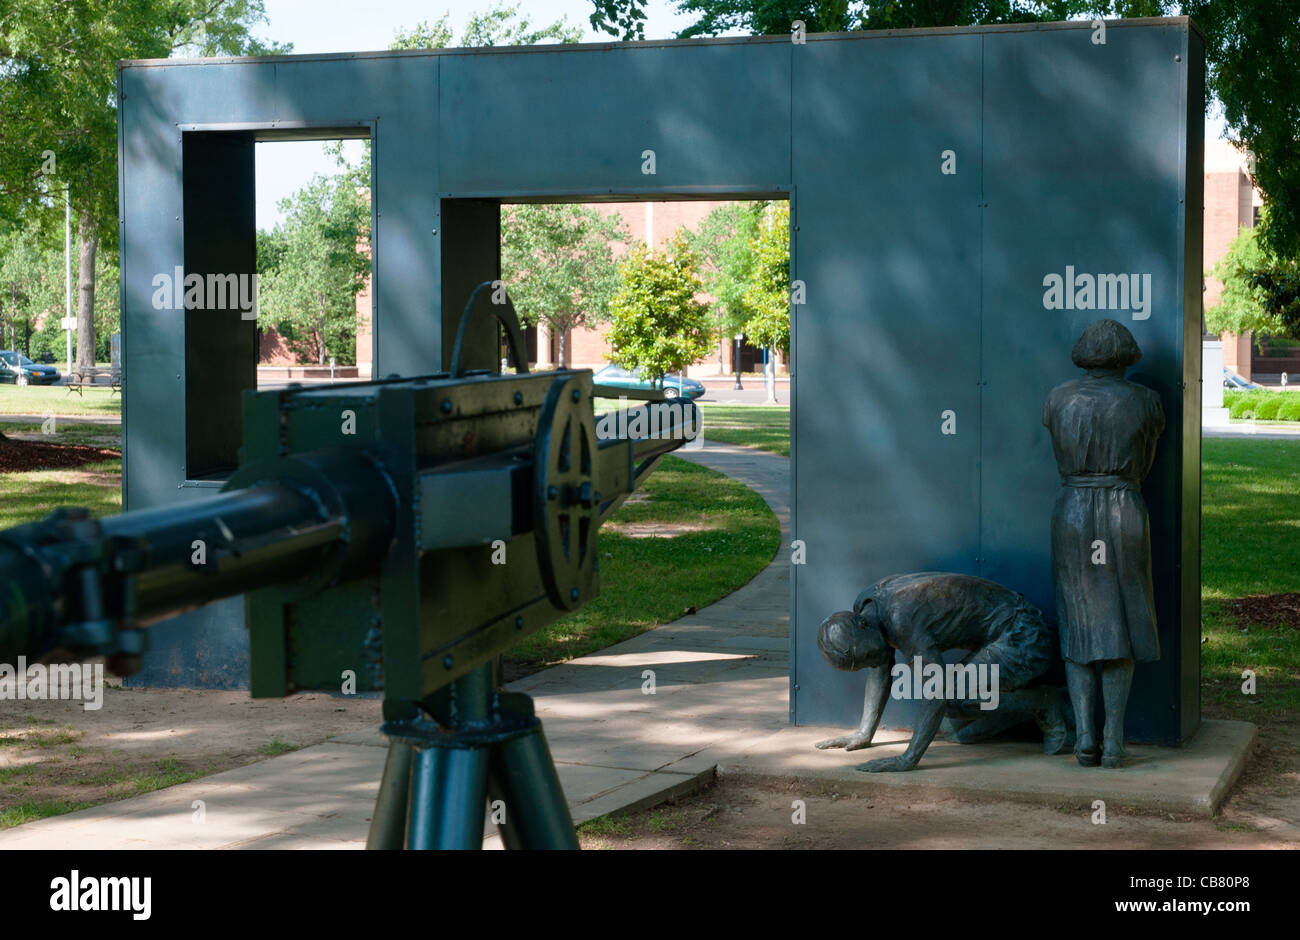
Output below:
[119,21,1202,741]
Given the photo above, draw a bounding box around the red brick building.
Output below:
[340,199,786,379]
[1203,139,1263,380]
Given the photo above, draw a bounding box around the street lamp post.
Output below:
[64,188,74,375]
[733,334,744,390]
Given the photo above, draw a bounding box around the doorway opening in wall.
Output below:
[180,128,371,484]
[496,197,791,405]
[253,136,372,392]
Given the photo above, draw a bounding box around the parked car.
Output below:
[1223,368,1263,390]
[0,351,61,386]
[592,364,706,400]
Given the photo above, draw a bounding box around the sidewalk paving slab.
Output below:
[717,720,1257,817]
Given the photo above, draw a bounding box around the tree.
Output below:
[589,0,1091,41]
[742,202,791,400]
[393,2,581,50]
[501,205,628,367]
[0,1,289,372]
[257,175,370,366]
[590,0,650,40]
[607,231,713,384]
[1185,0,1300,260]
[687,202,764,370]
[0,226,61,355]
[1206,209,1300,345]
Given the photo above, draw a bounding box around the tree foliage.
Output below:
[393,2,581,50]
[1205,222,1284,342]
[742,203,791,355]
[1206,208,1300,344]
[1184,0,1300,260]
[0,0,287,368]
[607,232,713,382]
[256,175,370,366]
[687,202,764,349]
[0,227,61,354]
[0,225,119,362]
[501,205,628,367]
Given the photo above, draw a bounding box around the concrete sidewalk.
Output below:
[0,441,1255,848]
[1203,423,1300,439]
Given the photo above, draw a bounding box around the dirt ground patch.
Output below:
[1230,592,1300,630]
[579,774,1300,850]
[0,436,120,472]
[0,685,380,827]
[583,704,1300,850]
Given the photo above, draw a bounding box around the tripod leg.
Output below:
[366,737,413,850]
[406,744,491,850]
[489,723,578,850]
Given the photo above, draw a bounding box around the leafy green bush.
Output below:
[1255,395,1285,420]
[1229,394,1263,419]
[1277,396,1300,422]
[1223,389,1245,410]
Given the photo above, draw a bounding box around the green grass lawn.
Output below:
[0,385,121,417]
[504,455,780,673]
[593,399,791,456]
[1200,438,1300,724]
[1,422,121,449]
[698,403,789,456]
[0,459,121,529]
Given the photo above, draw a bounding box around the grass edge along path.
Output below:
[504,453,780,675]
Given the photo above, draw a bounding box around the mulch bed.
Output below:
[1229,592,1300,630]
[0,436,120,473]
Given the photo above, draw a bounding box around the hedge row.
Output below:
[1224,389,1300,421]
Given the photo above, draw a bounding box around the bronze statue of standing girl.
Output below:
[1043,319,1165,768]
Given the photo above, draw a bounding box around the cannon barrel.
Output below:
[0,450,398,669]
[0,368,698,701]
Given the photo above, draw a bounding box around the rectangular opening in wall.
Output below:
[254,136,372,391]
[495,197,791,398]
[182,130,256,482]
[179,128,371,484]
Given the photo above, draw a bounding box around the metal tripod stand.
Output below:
[365,663,578,850]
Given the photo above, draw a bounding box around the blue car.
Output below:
[1223,368,1263,390]
[593,364,706,400]
[0,351,61,386]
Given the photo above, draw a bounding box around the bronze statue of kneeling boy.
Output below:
[816,572,1071,772]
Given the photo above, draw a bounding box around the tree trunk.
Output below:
[318,298,328,365]
[764,346,778,403]
[75,208,98,372]
[557,325,569,369]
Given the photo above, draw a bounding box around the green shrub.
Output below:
[1223,389,1244,410]
[1255,395,1285,420]
[1229,394,1264,419]
[1276,396,1300,422]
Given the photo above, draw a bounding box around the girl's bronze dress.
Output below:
[1042,372,1164,664]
